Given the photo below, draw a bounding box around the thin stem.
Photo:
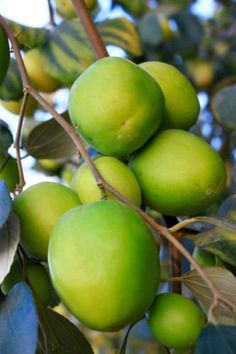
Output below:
[13,92,28,192]
[70,0,108,58]
[169,232,182,294]
[47,0,56,28]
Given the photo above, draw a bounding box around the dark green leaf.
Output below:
[25,113,76,159]
[38,306,94,354]
[138,13,164,48]
[42,18,142,85]
[0,59,23,101]
[211,84,236,130]
[0,212,20,284]
[180,267,236,324]
[195,324,236,354]
[0,180,12,229]
[7,19,49,49]
[0,120,13,154]
[0,282,38,354]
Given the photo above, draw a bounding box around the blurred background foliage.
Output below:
[1,0,236,353]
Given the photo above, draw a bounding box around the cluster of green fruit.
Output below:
[1,56,227,351]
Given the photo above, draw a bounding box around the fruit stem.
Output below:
[169,232,182,294]
[71,0,109,58]
[47,0,56,28]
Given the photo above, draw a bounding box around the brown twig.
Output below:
[47,0,56,28]
[1,15,236,314]
[169,232,182,294]
[70,0,108,58]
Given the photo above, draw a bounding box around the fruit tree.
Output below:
[0,1,236,353]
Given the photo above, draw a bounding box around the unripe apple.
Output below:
[13,182,80,260]
[49,200,160,331]
[130,129,226,216]
[148,293,205,349]
[1,260,53,306]
[69,57,164,156]
[139,61,200,130]
[74,156,142,206]
[23,49,60,93]
[0,154,19,192]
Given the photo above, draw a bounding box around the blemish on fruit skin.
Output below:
[205,188,213,196]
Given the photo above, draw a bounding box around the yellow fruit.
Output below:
[0,26,10,84]
[55,0,97,18]
[23,49,60,93]
[1,95,38,117]
[139,61,200,130]
[49,200,160,331]
[186,59,215,90]
[13,182,80,260]
[130,129,226,216]
[0,154,19,192]
[148,293,205,349]
[1,261,52,306]
[69,57,164,156]
[74,156,142,206]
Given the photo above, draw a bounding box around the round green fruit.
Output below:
[13,182,80,260]
[1,261,53,306]
[139,61,200,130]
[0,154,19,192]
[55,0,97,18]
[24,49,60,93]
[69,57,164,156]
[49,200,160,331]
[129,129,226,216]
[148,293,205,349]
[74,156,142,206]
[0,26,10,84]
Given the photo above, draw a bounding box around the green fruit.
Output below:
[139,62,200,130]
[148,293,205,349]
[1,261,52,306]
[13,182,80,260]
[23,49,60,93]
[0,154,19,192]
[49,200,160,331]
[69,57,164,156]
[0,26,10,84]
[74,156,142,206]
[1,95,38,117]
[130,129,226,216]
[186,59,214,90]
[55,0,97,18]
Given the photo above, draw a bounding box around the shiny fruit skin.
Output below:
[23,49,60,93]
[69,57,164,156]
[49,200,160,331]
[74,156,142,206]
[130,129,226,216]
[0,154,19,192]
[148,293,205,349]
[0,26,10,84]
[139,61,200,130]
[1,261,52,306]
[13,182,80,260]
[1,95,38,117]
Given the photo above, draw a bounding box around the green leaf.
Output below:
[180,267,236,325]
[25,113,77,159]
[138,13,164,48]
[7,19,49,49]
[0,120,13,154]
[195,324,236,354]
[38,306,94,354]
[0,59,23,101]
[113,0,146,17]
[211,84,236,130]
[193,195,236,266]
[42,18,142,85]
